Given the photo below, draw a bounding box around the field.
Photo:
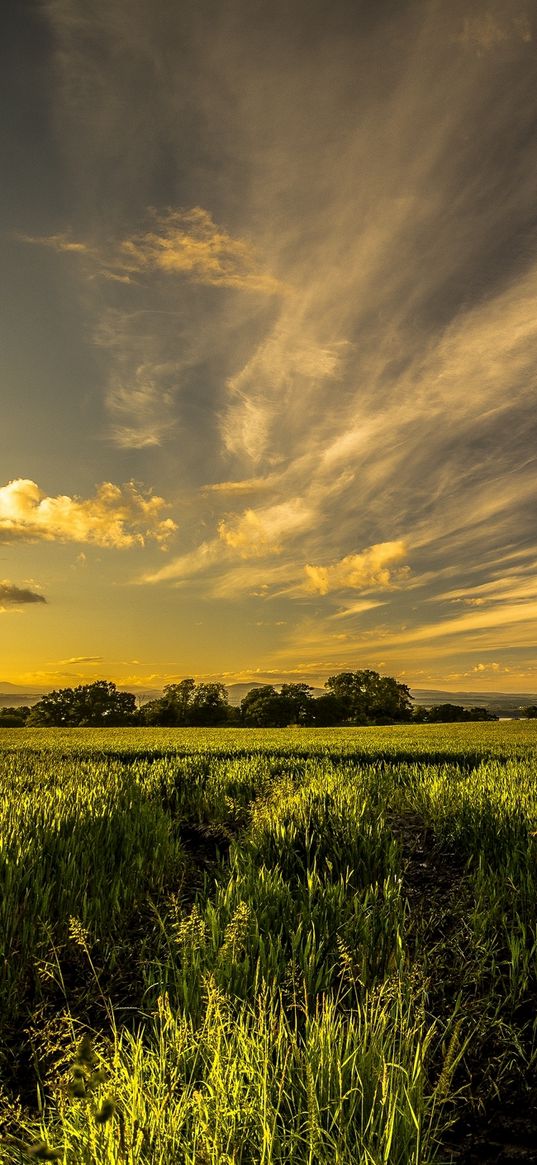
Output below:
[2,724,537,1163]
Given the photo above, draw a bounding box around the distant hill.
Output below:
[410,689,537,717]
[0,683,45,708]
[226,683,325,706]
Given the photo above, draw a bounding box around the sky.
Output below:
[2,0,537,694]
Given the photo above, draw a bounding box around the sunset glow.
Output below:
[3,1,537,694]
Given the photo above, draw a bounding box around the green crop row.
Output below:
[1,719,537,757]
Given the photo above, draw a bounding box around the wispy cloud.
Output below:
[218,499,313,558]
[119,208,285,294]
[458,10,532,54]
[18,232,95,256]
[29,0,537,681]
[94,313,184,448]
[23,207,284,294]
[221,330,349,464]
[55,655,104,664]
[0,479,176,548]
[144,539,223,584]
[22,205,285,450]
[202,476,275,496]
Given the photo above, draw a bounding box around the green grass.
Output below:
[2,724,537,1162]
[2,719,537,755]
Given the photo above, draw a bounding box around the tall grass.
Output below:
[2,724,537,1161]
[26,978,443,1165]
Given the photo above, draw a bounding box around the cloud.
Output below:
[56,656,104,664]
[145,527,406,602]
[144,539,223,584]
[144,499,314,589]
[0,479,177,548]
[202,476,275,495]
[22,205,285,450]
[0,581,47,609]
[18,232,95,256]
[471,662,507,674]
[333,599,388,619]
[23,207,284,295]
[218,499,313,557]
[356,601,537,654]
[92,309,191,449]
[434,571,537,608]
[118,208,285,294]
[28,0,537,679]
[222,330,349,464]
[305,542,408,595]
[458,10,532,53]
[106,360,182,448]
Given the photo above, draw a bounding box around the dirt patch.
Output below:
[178,821,232,867]
[389,811,468,932]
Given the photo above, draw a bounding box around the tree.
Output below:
[139,679,231,726]
[279,683,315,724]
[312,693,349,726]
[520,705,537,719]
[425,704,497,723]
[138,697,174,726]
[163,679,196,723]
[190,683,231,725]
[0,706,30,726]
[148,680,196,722]
[27,681,136,727]
[325,670,412,725]
[140,679,197,725]
[424,704,465,723]
[240,686,288,726]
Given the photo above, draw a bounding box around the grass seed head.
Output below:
[75,1034,97,1069]
[27,1140,62,1160]
[68,1079,87,1099]
[94,1098,116,1124]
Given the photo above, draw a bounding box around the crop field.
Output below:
[2,724,537,1163]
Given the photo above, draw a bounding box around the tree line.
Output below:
[0,670,502,727]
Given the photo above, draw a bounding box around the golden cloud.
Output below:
[0,479,177,548]
[218,500,313,558]
[22,207,284,295]
[18,232,95,256]
[304,541,408,595]
[143,539,223,584]
[119,208,284,293]
[471,662,507,674]
[202,476,274,495]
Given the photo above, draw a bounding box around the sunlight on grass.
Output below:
[2,724,537,1161]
